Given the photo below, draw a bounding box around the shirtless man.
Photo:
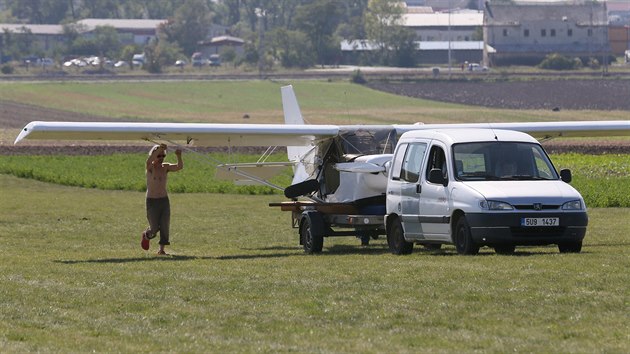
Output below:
[141,144,183,255]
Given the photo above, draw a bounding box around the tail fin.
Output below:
[281,85,311,185]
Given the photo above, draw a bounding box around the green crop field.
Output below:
[0,152,628,207]
[0,79,628,352]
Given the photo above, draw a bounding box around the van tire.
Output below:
[558,241,582,253]
[494,244,515,255]
[387,218,413,255]
[454,217,479,255]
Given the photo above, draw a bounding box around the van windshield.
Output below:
[452,142,558,181]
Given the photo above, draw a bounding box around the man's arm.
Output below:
[146,144,166,171]
[167,149,183,172]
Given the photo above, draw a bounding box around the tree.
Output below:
[160,0,213,56]
[364,0,413,66]
[295,0,342,66]
[5,0,70,24]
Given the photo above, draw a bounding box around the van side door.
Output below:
[419,143,452,240]
[387,142,428,238]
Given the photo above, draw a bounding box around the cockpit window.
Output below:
[453,142,558,181]
[339,129,397,155]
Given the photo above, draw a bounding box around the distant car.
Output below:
[191,52,205,67]
[175,59,187,67]
[114,60,127,68]
[468,63,489,72]
[39,58,54,67]
[209,54,221,67]
[625,50,630,63]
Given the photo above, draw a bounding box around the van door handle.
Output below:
[416,184,421,194]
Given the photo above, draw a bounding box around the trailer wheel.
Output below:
[387,217,413,255]
[454,216,479,255]
[300,212,324,254]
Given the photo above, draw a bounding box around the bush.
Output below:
[350,69,366,84]
[538,53,577,70]
[1,64,14,74]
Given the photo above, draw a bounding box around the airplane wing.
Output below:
[393,121,630,139]
[15,120,630,146]
[14,121,340,147]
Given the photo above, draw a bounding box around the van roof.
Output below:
[399,129,539,145]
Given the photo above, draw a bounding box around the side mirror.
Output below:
[560,169,572,183]
[428,168,447,186]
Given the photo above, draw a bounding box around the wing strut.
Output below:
[161,138,287,192]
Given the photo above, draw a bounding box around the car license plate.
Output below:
[521,217,559,227]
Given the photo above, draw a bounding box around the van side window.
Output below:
[390,143,407,180]
[426,145,447,181]
[400,143,427,183]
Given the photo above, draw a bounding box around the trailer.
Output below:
[269,201,385,253]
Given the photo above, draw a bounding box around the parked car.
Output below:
[209,54,221,67]
[191,52,206,67]
[468,63,489,72]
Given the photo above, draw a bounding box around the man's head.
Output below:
[150,144,167,161]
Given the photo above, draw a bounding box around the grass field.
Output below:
[2,80,629,129]
[0,174,629,352]
[1,79,628,352]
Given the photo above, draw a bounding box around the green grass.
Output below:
[0,174,629,352]
[0,152,292,195]
[2,80,629,129]
[1,152,628,206]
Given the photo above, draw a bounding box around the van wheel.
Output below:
[387,218,413,255]
[494,244,515,255]
[454,217,479,255]
[558,241,582,253]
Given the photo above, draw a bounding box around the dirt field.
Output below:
[2,79,629,155]
[367,79,630,111]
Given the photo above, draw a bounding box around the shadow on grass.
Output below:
[55,254,206,264]
[55,251,303,263]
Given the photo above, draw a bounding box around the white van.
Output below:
[385,129,587,255]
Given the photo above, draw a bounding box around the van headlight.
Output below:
[562,200,583,210]
[480,200,514,210]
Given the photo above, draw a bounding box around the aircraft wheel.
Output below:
[454,216,479,255]
[387,218,413,255]
[558,241,582,253]
[300,212,323,254]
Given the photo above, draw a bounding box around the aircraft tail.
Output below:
[281,85,312,185]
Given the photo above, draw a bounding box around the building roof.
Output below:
[403,12,483,27]
[77,19,167,31]
[210,35,244,44]
[0,24,63,35]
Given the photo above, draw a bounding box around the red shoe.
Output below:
[141,230,150,250]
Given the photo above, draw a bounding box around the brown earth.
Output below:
[366,79,630,111]
[2,79,629,155]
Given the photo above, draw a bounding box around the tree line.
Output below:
[0,0,432,70]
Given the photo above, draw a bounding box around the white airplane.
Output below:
[14,85,630,252]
